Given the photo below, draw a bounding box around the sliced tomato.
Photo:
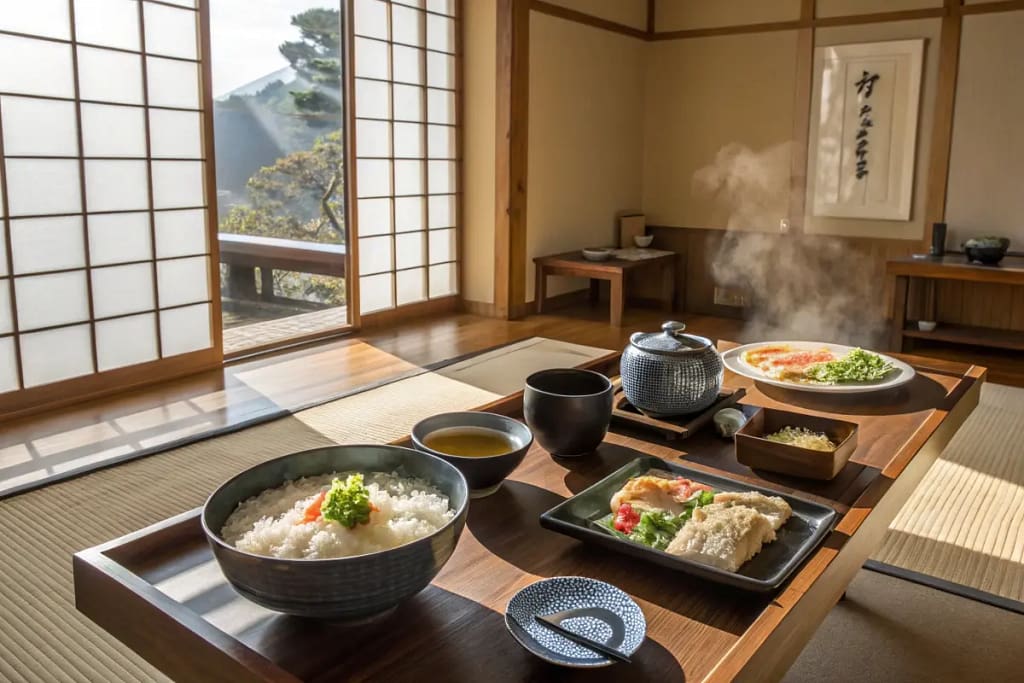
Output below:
[613,503,641,534]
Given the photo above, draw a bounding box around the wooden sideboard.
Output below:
[887,255,1024,354]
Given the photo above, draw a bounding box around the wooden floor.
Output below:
[0,304,745,497]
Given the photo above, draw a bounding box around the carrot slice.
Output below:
[299,490,328,524]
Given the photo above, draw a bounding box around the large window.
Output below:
[211,1,352,354]
[352,0,459,315]
[0,0,215,401]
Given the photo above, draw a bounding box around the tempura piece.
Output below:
[609,475,712,515]
[666,505,775,572]
[710,491,792,531]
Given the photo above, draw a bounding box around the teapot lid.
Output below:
[629,321,714,356]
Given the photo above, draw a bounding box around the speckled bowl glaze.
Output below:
[505,577,646,668]
[202,444,469,620]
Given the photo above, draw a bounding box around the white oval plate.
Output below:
[721,341,916,394]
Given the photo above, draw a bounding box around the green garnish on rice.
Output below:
[321,473,373,528]
[805,348,894,384]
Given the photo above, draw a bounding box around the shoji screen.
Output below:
[0,0,217,405]
[352,0,459,315]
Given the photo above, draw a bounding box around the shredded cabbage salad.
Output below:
[805,348,894,384]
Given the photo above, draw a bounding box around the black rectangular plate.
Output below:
[539,457,839,592]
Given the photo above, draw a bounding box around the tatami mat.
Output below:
[435,337,613,396]
[873,382,1024,605]
[785,569,1024,682]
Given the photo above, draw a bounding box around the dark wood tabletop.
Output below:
[73,345,984,683]
[534,249,676,272]
[887,253,1024,284]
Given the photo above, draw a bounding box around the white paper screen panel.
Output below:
[353,0,458,316]
[0,0,215,394]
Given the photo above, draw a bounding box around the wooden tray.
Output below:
[72,348,984,683]
[611,381,746,440]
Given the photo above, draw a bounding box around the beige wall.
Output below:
[655,0,800,31]
[642,31,799,230]
[526,12,646,300]
[803,19,941,240]
[815,0,941,18]
[945,10,1024,249]
[543,0,648,30]
[461,0,497,304]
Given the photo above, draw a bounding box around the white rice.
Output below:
[221,471,455,559]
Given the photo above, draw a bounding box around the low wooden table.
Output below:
[887,254,1024,353]
[74,345,983,682]
[533,250,676,326]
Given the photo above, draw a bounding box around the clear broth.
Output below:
[424,427,517,457]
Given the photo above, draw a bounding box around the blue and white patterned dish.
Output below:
[504,577,646,668]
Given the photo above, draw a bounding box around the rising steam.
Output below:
[694,143,888,347]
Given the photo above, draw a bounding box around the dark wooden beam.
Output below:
[495,0,530,319]
[923,0,964,251]
[788,0,816,234]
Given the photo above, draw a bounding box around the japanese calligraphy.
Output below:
[854,70,880,180]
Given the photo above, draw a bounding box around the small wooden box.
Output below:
[619,214,646,248]
[735,408,858,481]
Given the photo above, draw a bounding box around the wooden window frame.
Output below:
[0,0,222,419]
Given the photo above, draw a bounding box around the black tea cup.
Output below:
[523,368,613,457]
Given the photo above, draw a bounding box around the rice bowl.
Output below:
[201,444,469,619]
[222,471,456,560]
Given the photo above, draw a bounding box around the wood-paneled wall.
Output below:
[488,0,1024,339]
[644,226,921,321]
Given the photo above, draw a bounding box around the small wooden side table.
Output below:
[887,254,1024,353]
[533,250,676,326]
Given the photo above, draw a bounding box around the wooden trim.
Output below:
[923,0,963,251]
[652,19,803,41]
[0,348,220,421]
[66,0,101,373]
[787,0,815,233]
[646,0,655,35]
[343,0,361,330]
[460,299,497,317]
[359,294,459,329]
[811,6,947,28]
[528,0,648,39]
[222,326,355,363]
[461,288,587,318]
[959,0,1024,15]
[197,0,224,359]
[651,5,952,41]
[455,0,466,303]
[495,0,530,319]
[0,101,24,390]
[134,0,165,360]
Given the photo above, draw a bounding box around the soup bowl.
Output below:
[411,411,534,498]
[202,444,469,620]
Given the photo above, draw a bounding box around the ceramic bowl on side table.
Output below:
[633,235,653,248]
[582,247,613,262]
[411,411,533,498]
[735,408,858,481]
